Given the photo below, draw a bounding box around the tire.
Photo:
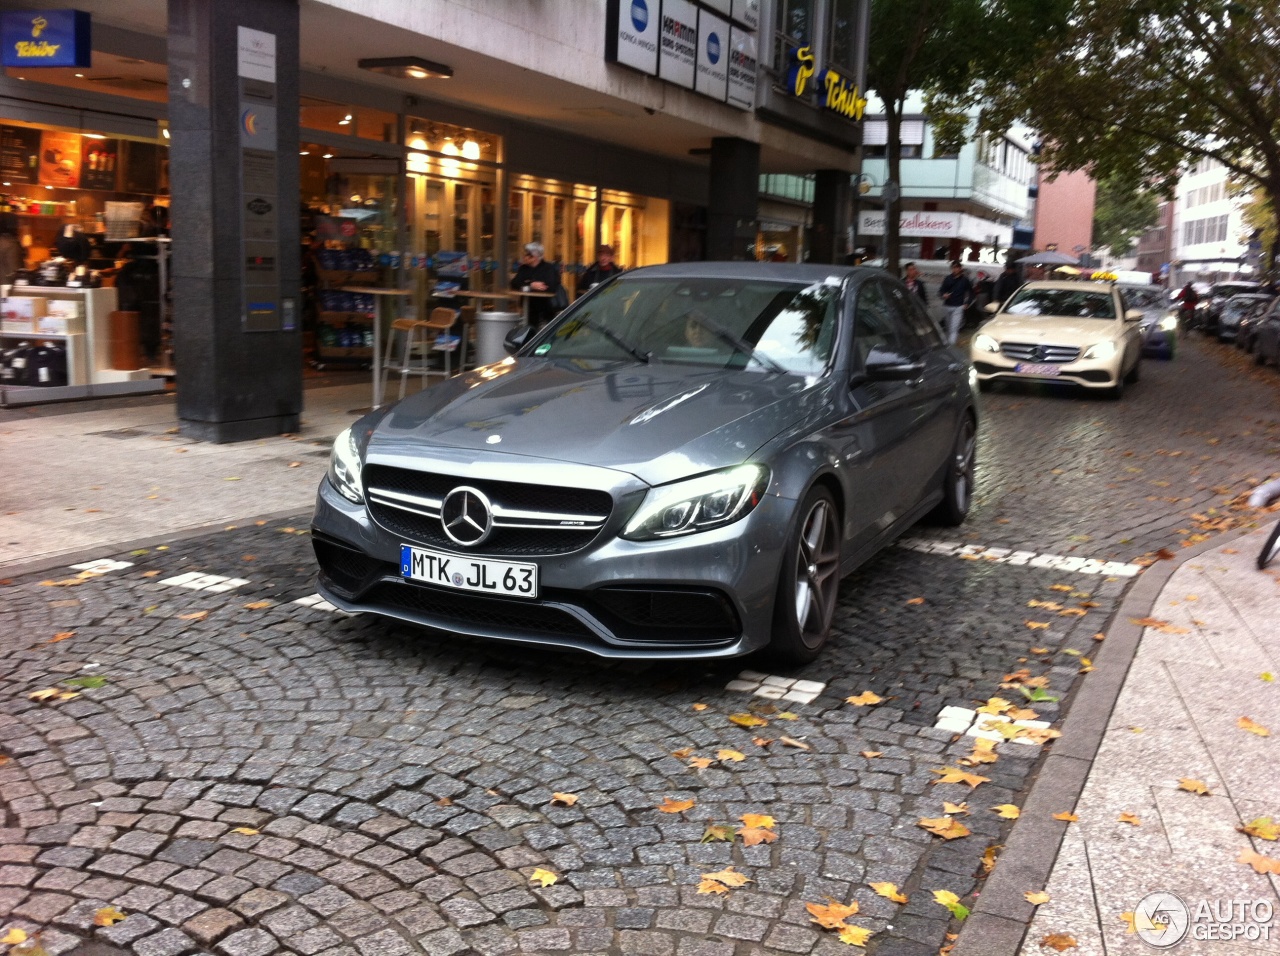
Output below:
[930,413,977,527]
[1260,520,1280,571]
[769,486,842,665]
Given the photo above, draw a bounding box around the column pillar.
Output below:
[811,169,851,264]
[168,0,302,442]
[707,137,759,261]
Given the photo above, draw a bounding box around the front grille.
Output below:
[999,342,1081,363]
[588,587,741,641]
[313,536,387,597]
[363,581,598,639]
[364,464,613,556]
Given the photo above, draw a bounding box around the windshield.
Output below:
[1005,287,1116,319]
[1121,288,1163,309]
[532,276,840,375]
[1213,284,1258,298]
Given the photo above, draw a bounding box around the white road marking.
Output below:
[897,538,1142,577]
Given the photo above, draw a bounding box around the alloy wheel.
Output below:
[793,499,841,647]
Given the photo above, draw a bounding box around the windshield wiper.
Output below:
[572,316,651,364]
[685,313,787,374]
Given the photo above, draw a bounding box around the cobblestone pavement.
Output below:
[1,336,1277,956]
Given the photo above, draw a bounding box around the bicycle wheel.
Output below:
[1259,519,1280,570]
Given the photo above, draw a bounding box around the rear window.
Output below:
[1005,288,1116,319]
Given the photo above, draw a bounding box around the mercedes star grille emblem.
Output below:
[440,486,494,547]
[1030,345,1046,361]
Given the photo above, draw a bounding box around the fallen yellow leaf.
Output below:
[1052,812,1079,823]
[779,736,810,750]
[27,688,61,702]
[550,792,578,807]
[931,767,990,789]
[717,749,746,763]
[1238,849,1280,874]
[697,877,729,895]
[729,712,769,728]
[918,816,971,840]
[657,796,695,814]
[1040,933,1077,951]
[776,711,799,720]
[688,756,713,769]
[868,881,908,904]
[906,597,925,605]
[806,899,859,929]
[243,600,272,610]
[702,866,750,887]
[529,867,558,887]
[991,804,1021,819]
[1238,817,1280,841]
[692,703,708,711]
[1025,891,1050,905]
[94,906,127,926]
[1025,621,1051,630]
[671,747,695,758]
[740,813,775,829]
[178,610,210,621]
[1178,778,1210,796]
[0,928,28,945]
[1238,716,1271,737]
[981,845,1000,874]
[738,826,779,846]
[933,890,961,907]
[942,802,970,815]
[976,697,1013,715]
[231,827,260,835]
[845,691,883,706]
[837,925,873,947]
[1118,813,1141,826]
[860,750,883,759]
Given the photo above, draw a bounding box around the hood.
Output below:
[365,358,825,486]
[982,313,1125,347]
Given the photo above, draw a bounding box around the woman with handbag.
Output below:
[510,242,564,330]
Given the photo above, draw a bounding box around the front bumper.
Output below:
[971,352,1121,389]
[310,475,794,659]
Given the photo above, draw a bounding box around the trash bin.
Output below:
[474,311,522,366]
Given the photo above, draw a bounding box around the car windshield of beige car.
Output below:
[540,277,839,374]
[1005,288,1117,319]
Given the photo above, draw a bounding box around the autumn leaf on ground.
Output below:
[736,825,779,847]
[1178,778,1210,796]
[1049,584,1073,592]
[702,824,736,843]
[717,749,745,763]
[1025,621,1051,630]
[837,925,873,947]
[243,600,272,610]
[942,802,970,815]
[1093,632,1106,641]
[976,697,1013,715]
[1029,646,1050,654]
[1238,817,1280,841]
[860,750,883,759]
[751,736,772,748]
[780,736,810,750]
[1118,813,1141,826]
[932,890,970,921]
[869,882,908,904]
[692,703,708,711]
[1059,608,1087,617]
[1238,849,1280,874]
[1130,617,1189,634]
[740,813,775,829]
[697,877,730,895]
[27,688,62,702]
[528,867,558,887]
[1007,707,1039,721]
[932,767,990,789]
[991,804,1021,819]
[231,827,259,835]
[1,928,28,945]
[1019,686,1060,703]
[63,675,107,690]
[42,631,75,644]
[806,899,860,929]
[702,866,750,888]
[1053,812,1079,822]
[1040,933,1077,951]
[906,597,925,605]
[1028,600,1062,610]
[776,711,799,720]
[918,816,971,840]
[1262,672,1275,682]
[1016,727,1062,745]
[94,906,127,926]
[671,747,695,758]
[178,610,210,621]
[1119,911,1137,934]
[1238,716,1271,737]
[550,792,578,807]
[729,712,768,728]
[960,739,999,766]
[846,691,882,706]
[657,796,695,813]
[1025,891,1050,905]
[688,756,714,769]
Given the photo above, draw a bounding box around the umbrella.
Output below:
[1016,250,1080,267]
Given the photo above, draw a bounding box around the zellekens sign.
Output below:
[859,211,960,238]
[1,10,90,68]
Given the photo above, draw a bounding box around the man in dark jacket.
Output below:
[938,260,973,344]
[578,244,622,297]
[992,264,1021,307]
[510,242,563,329]
[903,262,927,304]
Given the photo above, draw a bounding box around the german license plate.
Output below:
[400,545,538,599]
[1014,362,1060,376]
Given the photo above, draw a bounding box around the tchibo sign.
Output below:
[606,0,756,111]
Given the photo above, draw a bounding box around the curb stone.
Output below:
[950,526,1252,956]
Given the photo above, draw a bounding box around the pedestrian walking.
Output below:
[578,244,623,297]
[938,260,973,344]
[903,262,928,304]
[992,263,1020,306]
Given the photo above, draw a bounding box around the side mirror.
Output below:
[1124,309,1144,322]
[985,301,1000,314]
[864,345,925,381]
[503,325,533,354]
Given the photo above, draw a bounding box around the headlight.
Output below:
[973,333,1000,353]
[1083,341,1117,360]
[328,427,364,504]
[622,465,769,540]
[1159,315,1178,331]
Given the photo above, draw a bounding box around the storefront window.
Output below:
[827,0,860,73]
[301,98,399,143]
[774,0,814,67]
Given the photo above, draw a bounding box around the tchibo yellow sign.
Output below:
[1,10,90,69]
[785,46,865,122]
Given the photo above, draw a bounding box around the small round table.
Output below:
[342,285,415,408]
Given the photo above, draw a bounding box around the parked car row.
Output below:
[1234,295,1280,368]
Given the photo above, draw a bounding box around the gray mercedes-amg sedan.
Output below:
[312,263,979,663]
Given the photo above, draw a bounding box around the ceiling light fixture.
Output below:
[461,138,480,160]
[441,138,458,157]
[338,113,352,126]
[323,153,334,159]
[299,150,310,155]
[358,56,453,80]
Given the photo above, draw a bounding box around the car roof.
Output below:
[1228,292,1272,300]
[622,262,863,282]
[1016,280,1116,293]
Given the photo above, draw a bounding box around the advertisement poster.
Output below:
[121,140,158,194]
[79,137,118,190]
[0,124,40,184]
[658,0,697,89]
[38,129,81,188]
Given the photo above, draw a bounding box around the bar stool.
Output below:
[381,317,441,401]
[424,307,461,378]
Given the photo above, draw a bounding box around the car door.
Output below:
[828,279,928,553]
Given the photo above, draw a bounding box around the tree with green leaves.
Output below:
[1092,173,1162,258]
[966,0,1280,274]
[865,0,1071,274]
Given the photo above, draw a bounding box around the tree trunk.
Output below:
[885,96,903,276]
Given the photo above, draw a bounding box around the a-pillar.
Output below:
[168,0,302,442]
[707,137,759,261]
[810,170,851,264]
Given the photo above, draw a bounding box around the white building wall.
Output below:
[1172,157,1250,276]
